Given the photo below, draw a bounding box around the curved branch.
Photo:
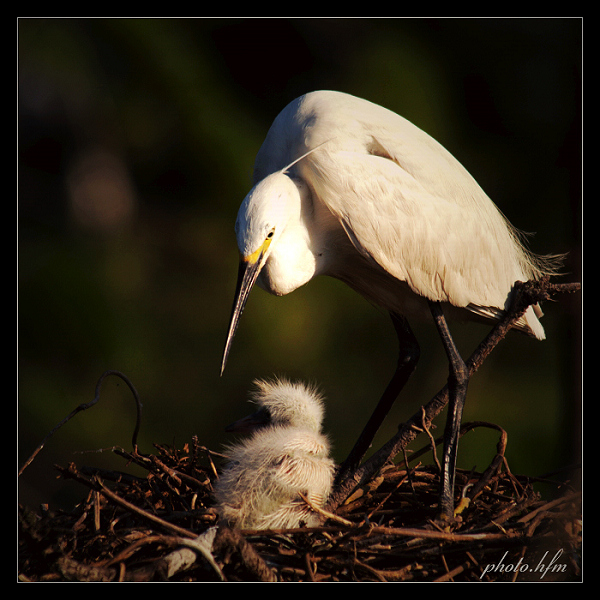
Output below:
[19,370,143,476]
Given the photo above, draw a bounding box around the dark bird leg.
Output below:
[336,312,420,485]
[429,301,470,521]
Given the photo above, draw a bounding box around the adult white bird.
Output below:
[220,90,560,519]
[214,378,335,530]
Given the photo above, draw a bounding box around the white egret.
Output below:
[214,378,335,530]
[220,90,561,519]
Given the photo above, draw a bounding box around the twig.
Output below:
[459,422,508,501]
[517,491,582,525]
[298,493,354,526]
[212,525,278,582]
[416,406,441,472]
[358,525,519,543]
[55,463,198,540]
[19,370,142,476]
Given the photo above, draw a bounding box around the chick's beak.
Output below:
[225,407,271,433]
[220,248,267,375]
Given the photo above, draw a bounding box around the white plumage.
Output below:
[222,91,559,371]
[214,378,335,530]
[220,90,561,518]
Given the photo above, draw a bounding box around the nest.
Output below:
[18,432,581,582]
[18,281,582,582]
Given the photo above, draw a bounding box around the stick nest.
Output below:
[18,281,582,582]
[18,433,581,582]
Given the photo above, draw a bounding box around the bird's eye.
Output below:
[266,229,275,239]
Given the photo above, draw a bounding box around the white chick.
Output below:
[214,378,335,530]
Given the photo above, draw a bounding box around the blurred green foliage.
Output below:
[18,18,581,510]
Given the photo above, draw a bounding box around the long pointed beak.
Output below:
[220,252,265,375]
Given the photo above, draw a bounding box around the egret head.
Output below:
[220,172,304,374]
[234,173,300,257]
[220,144,330,375]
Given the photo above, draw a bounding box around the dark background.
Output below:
[18,18,582,511]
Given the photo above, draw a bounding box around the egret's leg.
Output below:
[429,301,469,520]
[337,312,420,484]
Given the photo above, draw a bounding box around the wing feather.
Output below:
[254,91,554,337]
